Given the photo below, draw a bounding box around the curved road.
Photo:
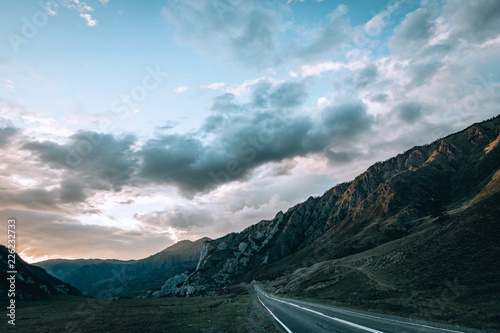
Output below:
[254,285,482,333]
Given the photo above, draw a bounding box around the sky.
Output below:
[0,0,499,263]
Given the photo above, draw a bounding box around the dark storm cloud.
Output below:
[443,0,500,43]
[21,140,69,169]
[250,80,308,109]
[202,114,225,133]
[13,90,375,199]
[394,102,423,124]
[251,81,272,108]
[7,131,139,211]
[22,131,138,191]
[59,180,87,203]
[138,134,207,192]
[269,82,308,108]
[0,126,18,147]
[138,110,318,196]
[389,8,436,52]
[321,100,374,142]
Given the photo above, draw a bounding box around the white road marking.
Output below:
[257,292,293,333]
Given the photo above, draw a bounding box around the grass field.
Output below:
[6,292,278,333]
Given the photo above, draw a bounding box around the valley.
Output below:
[2,116,499,332]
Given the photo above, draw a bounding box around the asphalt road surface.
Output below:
[254,285,482,333]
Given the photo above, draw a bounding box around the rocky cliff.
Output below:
[177,115,500,296]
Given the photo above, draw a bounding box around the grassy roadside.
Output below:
[6,291,278,333]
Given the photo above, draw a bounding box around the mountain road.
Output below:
[254,285,482,333]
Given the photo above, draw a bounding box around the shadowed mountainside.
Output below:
[0,245,82,300]
[37,237,210,298]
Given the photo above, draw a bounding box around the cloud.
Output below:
[135,206,214,230]
[163,1,355,68]
[0,126,18,147]
[63,0,94,13]
[370,93,388,103]
[59,179,87,203]
[211,93,240,113]
[394,102,423,124]
[137,76,341,197]
[6,78,375,200]
[405,60,443,90]
[269,81,308,108]
[290,5,352,60]
[0,209,175,261]
[229,10,277,67]
[0,188,60,212]
[80,13,98,26]
[138,100,321,196]
[117,199,134,205]
[443,0,500,43]
[321,99,374,142]
[355,64,379,89]
[250,81,273,108]
[324,150,361,165]
[1,78,15,92]
[22,131,138,192]
[299,61,345,77]
[389,8,436,53]
[247,79,309,108]
[162,0,280,68]
[173,86,188,93]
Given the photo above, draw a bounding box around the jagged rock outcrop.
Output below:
[178,115,500,295]
[147,272,188,298]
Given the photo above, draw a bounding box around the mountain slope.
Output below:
[36,237,210,298]
[0,245,81,300]
[264,190,500,331]
[178,115,500,296]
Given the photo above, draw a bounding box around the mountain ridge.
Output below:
[175,114,500,296]
[36,237,211,298]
